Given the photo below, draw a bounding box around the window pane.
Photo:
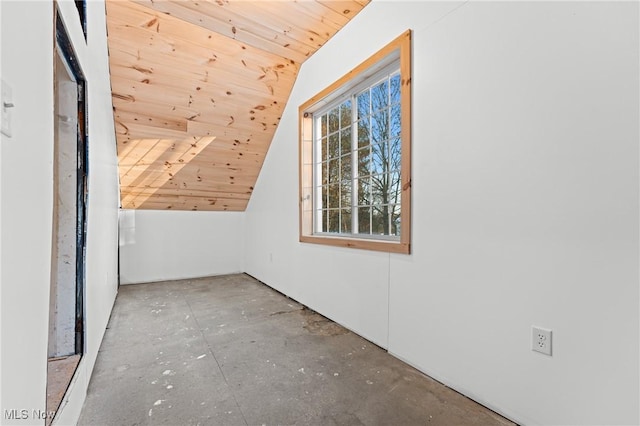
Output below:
[327,158,339,184]
[321,209,328,232]
[389,171,401,205]
[390,74,400,105]
[357,90,370,119]
[321,115,328,137]
[371,80,388,111]
[372,205,389,235]
[390,104,401,138]
[357,146,371,176]
[341,180,352,208]
[372,110,389,144]
[371,143,388,175]
[340,208,352,233]
[328,133,339,159]
[320,162,327,185]
[371,173,388,205]
[340,154,352,182]
[340,128,352,156]
[358,207,371,234]
[357,176,370,205]
[320,185,327,208]
[390,137,401,171]
[320,137,328,163]
[328,108,339,133]
[390,204,401,236]
[328,183,340,208]
[340,100,352,127]
[328,209,340,233]
[357,117,370,148]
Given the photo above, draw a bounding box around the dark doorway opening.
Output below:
[74,0,87,40]
[46,9,88,424]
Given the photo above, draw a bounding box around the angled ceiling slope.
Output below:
[106,0,369,211]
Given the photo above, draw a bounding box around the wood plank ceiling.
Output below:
[105,0,369,211]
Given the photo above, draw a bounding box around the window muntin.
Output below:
[299,30,411,254]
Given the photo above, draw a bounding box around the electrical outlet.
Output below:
[532,326,552,356]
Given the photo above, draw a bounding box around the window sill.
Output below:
[300,234,410,254]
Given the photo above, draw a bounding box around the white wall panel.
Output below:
[0,3,55,422]
[119,210,245,285]
[245,2,639,424]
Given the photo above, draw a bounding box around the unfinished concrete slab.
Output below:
[79,274,514,426]
[47,354,81,425]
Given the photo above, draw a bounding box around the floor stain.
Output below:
[300,307,349,336]
[269,308,301,316]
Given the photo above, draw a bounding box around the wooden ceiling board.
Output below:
[106,0,369,211]
[123,187,252,198]
[112,94,281,134]
[119,137,214,178]
[317,0,366,16]
[108,3,306,66]
[137,0,351,56]
[122,193,251,212]
[292,1,352,27]
[110,75,290,119]
[131,0,316,62]
[114,109,188,134]
[108,54,296,95]
[106,20,300,82]
[106,30,298,98]
[205,2,332,49]
[113,102,269,145]
[115,114,280,146]
[120,175,253,210]
[126,197,250,211]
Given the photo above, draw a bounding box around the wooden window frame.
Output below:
[299,30,412,254]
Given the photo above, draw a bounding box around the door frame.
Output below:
[54,9,88,356]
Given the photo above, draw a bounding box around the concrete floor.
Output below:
[47,354,81,426]
[79,274,514,426]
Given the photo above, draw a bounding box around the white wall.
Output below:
[244,2,639,425]
[0,1,120,424]
[0,2,54,422]
[119,210,245,285]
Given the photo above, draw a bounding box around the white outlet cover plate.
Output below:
[532,326,552,356]
[1,80,13,137]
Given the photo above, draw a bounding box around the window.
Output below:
[299,30,411,254]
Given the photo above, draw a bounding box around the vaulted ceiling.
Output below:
[106,0,369,211]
